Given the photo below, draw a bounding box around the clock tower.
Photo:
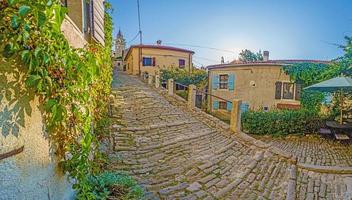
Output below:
[114,29,126,70]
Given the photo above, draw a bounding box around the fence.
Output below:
[140,72,243,133]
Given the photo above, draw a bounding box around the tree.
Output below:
[238,49,263,62]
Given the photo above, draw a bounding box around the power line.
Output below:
[193,56,220,63]
[127,32,140,44]
[192,59,205,67]
[163,42,235,54]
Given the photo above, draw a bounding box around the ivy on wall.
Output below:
[0,0,113,198]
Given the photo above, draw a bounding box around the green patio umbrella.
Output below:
[304,76,352,124]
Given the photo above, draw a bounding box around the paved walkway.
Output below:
[253,135,352,167]
[108,72,352,200]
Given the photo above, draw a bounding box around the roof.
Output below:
[207,59,331,70]
[124,44,195,60]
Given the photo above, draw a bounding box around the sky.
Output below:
[110,0,352,67]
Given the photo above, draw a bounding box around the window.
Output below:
[83,0,91,34]
[219,101,227,110]
[179,59,186,68]
[142,57,155,66]
[275,82,301,100]
[283,83,294,99]
[219,74,229,89]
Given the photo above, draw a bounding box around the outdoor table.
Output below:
[326,121,352,140]
[326,121,352,130]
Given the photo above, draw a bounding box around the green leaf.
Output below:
[11,15,19,29]
[43,53,50,64]
[7,0,15,6]
[34,47,41,58]
[38,11,46,28]
[23,30,30,41]
[19,6,31,17]
[24,24,30,31]
[3,43,13,58]
[25,74,41,87]
[44,99,57,112]
[21,50,30,63]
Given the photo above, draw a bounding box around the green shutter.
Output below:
[228,74,235,91]
[240,103,249,113]
[212,74,219,90]
[213,101,219,110]
[226,102,232,111]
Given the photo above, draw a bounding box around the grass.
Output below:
[88,171,144,200]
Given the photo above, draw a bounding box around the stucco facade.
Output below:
[0,59,74,200]
[124,45,194,76]
[208,63,301,112]
[0,0,106,198]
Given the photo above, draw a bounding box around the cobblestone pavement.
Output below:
[253,135,352,167]
[108,73,352,200]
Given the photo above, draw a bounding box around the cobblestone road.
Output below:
[108,73,352,200]
[253,135,352,167]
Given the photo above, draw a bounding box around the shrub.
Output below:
[160,68,207,87]
[86,171,144,200]
[241,109,322,136]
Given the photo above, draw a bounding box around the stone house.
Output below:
[0,0,105,199]
[207,52,329,114]
[124,42,195,76]
[112,29,126,71]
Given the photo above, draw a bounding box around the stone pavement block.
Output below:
[108,73,349,200]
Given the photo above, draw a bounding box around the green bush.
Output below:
[160,68,207,87]
[241,109,322,136]
[86,171,144,200]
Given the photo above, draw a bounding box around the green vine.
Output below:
[0,0,113,198]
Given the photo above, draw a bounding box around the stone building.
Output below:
[207,51,329,113]
[0,0,105,199]
[124,42,194,76]
[113,29,126,71]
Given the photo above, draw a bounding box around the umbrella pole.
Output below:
[340,89,343,124]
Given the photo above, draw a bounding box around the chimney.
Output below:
[263,51,269,61]
[156,40,162,45]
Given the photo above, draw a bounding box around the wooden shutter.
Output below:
[212,74,219,90]
[240,103,249,113]
[213,101,219,110]
[275,82,282,99]
[295,83,302,100]
[91,0,105,45]
[228,73,235,91]
[152,57,156,66]
[226,102,232,111]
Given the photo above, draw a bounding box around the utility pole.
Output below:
[137,0,142,75]
[137,0,142,44]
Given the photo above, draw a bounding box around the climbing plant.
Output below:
[0,0,113,198]
[283,36,352,114]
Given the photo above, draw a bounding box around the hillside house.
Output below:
[207,51,329,113]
